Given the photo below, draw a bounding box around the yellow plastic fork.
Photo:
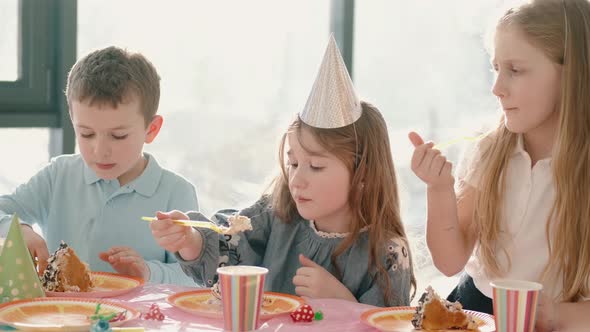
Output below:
[141,217,226,234]
[433,133,486,150]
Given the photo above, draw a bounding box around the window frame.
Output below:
[0,0,76,155]
[0,0,351,155]
[330,0,355,78]
[0,0,53,116]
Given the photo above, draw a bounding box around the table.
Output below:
[111,283,378,331]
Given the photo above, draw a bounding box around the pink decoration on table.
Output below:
[290,304,324,323]
[141,303,165,321]
[290,304,315,323]
[110,310,128,322]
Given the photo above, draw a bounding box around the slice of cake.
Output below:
[411,286,478,330]
[224,215,253,235]
[41,241,94,292]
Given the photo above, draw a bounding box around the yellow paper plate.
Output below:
[0,297,140,331]
[45,272,144,298]
[360,306,495,332]
[167,289,304,320]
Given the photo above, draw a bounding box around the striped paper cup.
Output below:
[490,279,543,332]
[217,266,269,331]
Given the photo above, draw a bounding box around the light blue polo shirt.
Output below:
[0,153,199,286]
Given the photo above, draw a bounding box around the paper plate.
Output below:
[360,306,495,332]
[0,297,140,331]
[167,289,304,320]
[45,272,144,298]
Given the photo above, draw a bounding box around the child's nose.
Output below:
[492,75,507,98]
[289,168,307,189]
[94,138,111,157]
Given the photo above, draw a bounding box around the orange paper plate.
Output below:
[167,289,304,320]
[45,272,144,298]
[360,306,495,332]
[0,297,140,331]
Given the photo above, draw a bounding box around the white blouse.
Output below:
[459,135,564,299]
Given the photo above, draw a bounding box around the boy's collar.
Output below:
[83,153,162,197]
[127,153,162,197]
[83,163,101,185]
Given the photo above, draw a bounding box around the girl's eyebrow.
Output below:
[308,151,329,158]
[287,149,329,158]
[491,58,528,65]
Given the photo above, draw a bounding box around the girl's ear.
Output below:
[145,115,163,144]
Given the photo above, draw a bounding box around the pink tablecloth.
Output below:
[111,283,378,331]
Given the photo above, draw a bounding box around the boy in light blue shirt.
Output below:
[0,46,198,285]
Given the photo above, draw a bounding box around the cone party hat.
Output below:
[0,215,45,303]
[299,34,362,128]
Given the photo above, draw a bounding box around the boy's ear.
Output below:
[145,115,163,144]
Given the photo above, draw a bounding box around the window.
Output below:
[0,129,50,193]
[355,0,502,297]
[78,0,331,216]
[0,0,18,82]
[0,0,75,196]
[0,0,56,114]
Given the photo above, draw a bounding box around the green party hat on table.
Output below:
[0,215,45,303]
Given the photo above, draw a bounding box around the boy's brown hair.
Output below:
[65,46,160,127]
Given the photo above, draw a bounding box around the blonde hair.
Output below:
[466,0,590,302]
[66,46,160,127]
[269,102,416,305]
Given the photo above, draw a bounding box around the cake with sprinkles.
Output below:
[225,215,253,235]
[411,286,478,330]
[41,241,94,292]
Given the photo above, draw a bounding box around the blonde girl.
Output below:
[410,0,590,329]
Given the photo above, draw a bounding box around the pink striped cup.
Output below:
[217,266,269,331]
[490,279,543,332]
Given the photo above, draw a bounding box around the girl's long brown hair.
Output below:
[269,101,416,305]
[465,0,590,301]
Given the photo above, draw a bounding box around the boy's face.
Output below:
[70,94,161,185]
[286,127,352,233]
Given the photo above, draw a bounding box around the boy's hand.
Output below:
[292,254,356,302]
[99,246,150,281]
[409,131,454,190]
[20,225,49,275]
[150,211,202,261]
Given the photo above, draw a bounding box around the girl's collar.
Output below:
[514,134,553,164]
[308,220,369,239]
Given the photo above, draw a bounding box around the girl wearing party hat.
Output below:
[409,0,590,329]
[150,36,416,307]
